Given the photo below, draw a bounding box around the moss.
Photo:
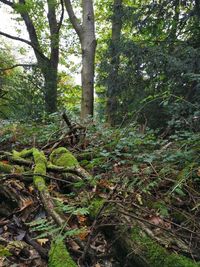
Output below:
[0,245,12,257]
[50,147,79,168]
[131,228,200,267]
[80,159,89,167]
[89,198,105,218]
[12,150,23,160]
[0,162,24,174]
[32,149,47,192]
[48,238,77,267]
[0,162,14,173]
[17,148,33,158]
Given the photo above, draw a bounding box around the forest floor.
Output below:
[0,115,200,267]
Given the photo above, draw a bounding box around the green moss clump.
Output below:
[131,228,200,267]
[49,147,79,168]
[0,245,11,257]
[32,149,47,191]
[0,162,13,173]
[17,148,33,158]
[48,238,77,267]
[89,198,105,218]
[0,162,24,174]
[12,150,22,160]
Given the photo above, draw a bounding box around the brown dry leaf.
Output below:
[48,184,57,192]
[197,168,200,177]
[1,160,9,164]
[78,230,89,240]
[95,263,101,267]
[37,238,49,246]
[148,215,164,226]
[68,240,80,251]
[28,185,34,193]
[77,215,87,225]
[113,164,120,173]
[98,179,114,190]
[19,197,33,211]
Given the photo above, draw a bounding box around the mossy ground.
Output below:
[48,238,77,267]
[89,198,105,218]
[131,228,200,267]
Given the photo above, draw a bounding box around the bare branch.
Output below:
[0,0,13,7]
[64,0,83,39]
[0,30,32,47]
[0,63,37,72]
[57,0,64,33]
[0,30,48,61]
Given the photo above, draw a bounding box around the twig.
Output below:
[80,185,118,263]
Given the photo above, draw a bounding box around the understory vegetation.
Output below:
[0,115,200,266]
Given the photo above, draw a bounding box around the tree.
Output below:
[0,0,64,113]
[107,0,123,125]
[64,0,96,119]
[97,0,200,130]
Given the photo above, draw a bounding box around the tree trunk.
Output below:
[0,0,63,114]
[80,0,96,119]
[43,64,58,113]
[64,0,96,119]
[81,36,96,119]
[107,0,123,125]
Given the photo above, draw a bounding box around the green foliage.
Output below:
[131,227,200,267]
[57,72,81,114]
[97,0,200,130]
[0,114,62,147]
[0,245,12,258]
[55,201,89,216]
[48,237,77,267]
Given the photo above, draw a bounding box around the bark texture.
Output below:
[64,0,96,119]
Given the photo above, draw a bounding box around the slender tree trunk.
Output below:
[64,0,96,119]
[107,0,123,125]
[81,38,96,118]
[43,63,58,113]
[81,0,96,118]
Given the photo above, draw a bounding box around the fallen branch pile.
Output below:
[0,123,200,266]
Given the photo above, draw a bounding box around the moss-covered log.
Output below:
[48,238,77,267]
[113,226,200,267]
[0,162,24,174]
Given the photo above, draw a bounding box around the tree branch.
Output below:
[0,30,48,61]
[47,0,60,63]
[64,0,83,39]
[0,0,13,7]
[0,63,37,72]
[57,0,64,33]
[0,30,32,47]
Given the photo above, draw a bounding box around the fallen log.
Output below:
[112,224,200,267]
